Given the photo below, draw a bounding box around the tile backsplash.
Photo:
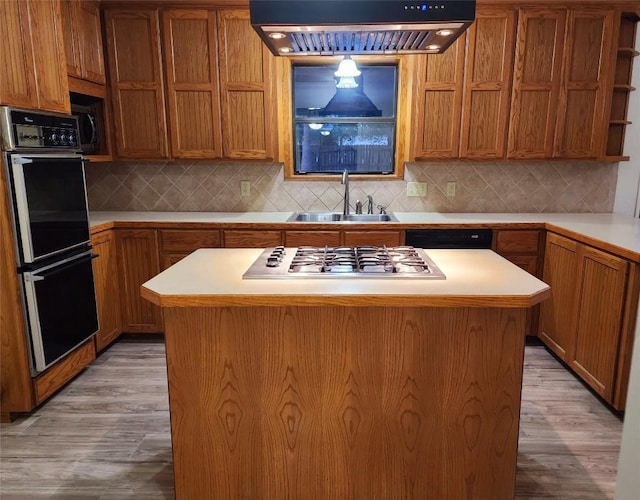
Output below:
[85,160,617,213]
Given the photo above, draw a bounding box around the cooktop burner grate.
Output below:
[243,246,446,279]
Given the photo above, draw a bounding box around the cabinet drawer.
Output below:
[223,230,282,248]
[343,231,402,247]
[285,231,340,247]
[160,229,221,253]
[495,230,540,253]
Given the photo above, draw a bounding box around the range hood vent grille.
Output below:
[285,28,453,55]
[251,0,476,56]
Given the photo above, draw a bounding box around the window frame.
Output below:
[277,55,415,180]
[292,62,399,176]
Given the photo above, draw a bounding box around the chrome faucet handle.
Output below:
[366,195,374,214]
[377,204,387,215]
[355,200,363,214]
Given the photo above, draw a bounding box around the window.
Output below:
[292,63,398,175]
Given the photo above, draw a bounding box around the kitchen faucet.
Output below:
[341,169,350,216]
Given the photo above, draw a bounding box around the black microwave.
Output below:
[71,104,99,154]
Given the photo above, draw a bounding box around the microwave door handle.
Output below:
[87,114,97,145]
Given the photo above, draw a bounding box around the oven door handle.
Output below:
[26,252,98,282]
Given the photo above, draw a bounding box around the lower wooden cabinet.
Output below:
[285,230,341,247]
[116,228,163,333]
[343,230,402,247]
[160,229,221,269]
[223,229,282,248]
[92,230,122,351]
[285,229,403,247]
[33,340,96,404]
[493,229,544,336]
[539,232,637,408]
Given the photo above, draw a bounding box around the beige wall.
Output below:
[86,160,617,213]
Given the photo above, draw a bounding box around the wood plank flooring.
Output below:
[0,339,623,499]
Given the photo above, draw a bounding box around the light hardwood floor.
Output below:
[0,339,623,499]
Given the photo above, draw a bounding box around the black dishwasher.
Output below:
[405,228,493,249]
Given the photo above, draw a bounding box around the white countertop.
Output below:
[90,211,640,257]
[141,248,550,308]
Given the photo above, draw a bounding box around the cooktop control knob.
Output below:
[266,246,286,267]
[59,133,68,145]
[50,132,59,144]
[67,133,76,146]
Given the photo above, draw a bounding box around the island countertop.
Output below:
[141,248,550,308]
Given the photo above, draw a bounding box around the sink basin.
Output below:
[287,212,397,222]
[288,212,342,222]
[341,213,397,222]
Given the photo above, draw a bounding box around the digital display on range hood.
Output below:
[250,0,476,56]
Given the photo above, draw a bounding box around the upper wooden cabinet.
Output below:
[61,0,106,85]
[411,5,636,162]
[412,35,465,159]
[217,10,278,160]
[461,9,517,158]
[104,9,169,159]
[507,8,567,159]
[162,10,223,159]
[554,9,615,158]
[0,0,70,113]
[104,7,277,161]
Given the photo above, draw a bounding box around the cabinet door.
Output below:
[217,10,277,160]
[539,233,579,360]
[104,9,169,159]
[28,0,70,113]
[570,246,628,400]
[494,230,541,256]
[508,9,566,159]
[223,230,282,248]
[60,0,82,79]
[0,1,38,109]
[116,229,163,333]
[554,9,615,158]
[163,10,223,159]
[412,35,465,159]
[343,231,402,248]
[77,0,106,84]
[91,231,122,352]
[0,0,69,113]
[461,9,516,158]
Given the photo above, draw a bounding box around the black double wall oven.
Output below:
[1,106,98,374]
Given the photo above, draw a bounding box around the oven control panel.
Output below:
[0,106,80,151]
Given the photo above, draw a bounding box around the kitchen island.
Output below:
[142,248,549,499]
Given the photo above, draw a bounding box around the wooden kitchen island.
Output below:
[142,248,549,500]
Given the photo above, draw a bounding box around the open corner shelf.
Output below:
[606,13,639,160]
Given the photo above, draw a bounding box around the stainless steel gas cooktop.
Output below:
[243,246,446,279]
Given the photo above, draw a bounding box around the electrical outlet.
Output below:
[407,181,427,197]
[446,181,456,197]
[240,181,251,197]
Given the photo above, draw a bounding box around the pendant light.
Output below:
[334,56,361,88]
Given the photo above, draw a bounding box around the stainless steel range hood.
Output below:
[250,0,475,56]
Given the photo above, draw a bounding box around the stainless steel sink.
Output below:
[341,213,397,222]
[287,212,397,222]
